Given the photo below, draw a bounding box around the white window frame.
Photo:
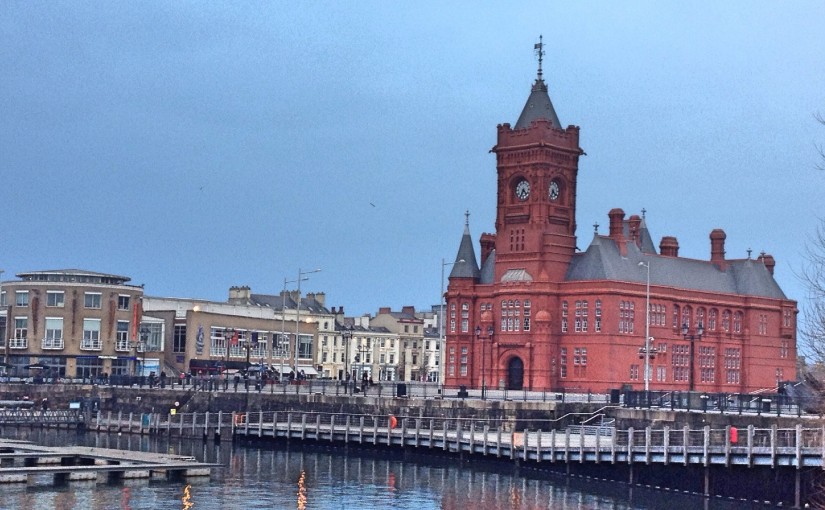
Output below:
[82,318,102,350]
[84,292,102,309]
[46,291,65,307]
[43,317,64,350]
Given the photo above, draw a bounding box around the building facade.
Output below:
[0,269,148,379]
[444,45,797,394]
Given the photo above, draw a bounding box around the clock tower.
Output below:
[492,37,583,283]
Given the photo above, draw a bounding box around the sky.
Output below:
[1,2,824,321]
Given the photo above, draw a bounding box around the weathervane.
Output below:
[465,209,470,226]
[534,35,544,80]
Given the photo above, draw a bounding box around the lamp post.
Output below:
[439,258,463,383]
[138,326,150,378]
[681,321,704,392]
[222,327,235,373]
[293,268,321,377]
[341,324,353,390]
[474,325,493,399]
[638,261,655,392]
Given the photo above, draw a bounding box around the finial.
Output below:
[641,208,646,219]
[593,222,599,234]
[534,35,544,81]
[747,248,752,259]
[464,209,470,227]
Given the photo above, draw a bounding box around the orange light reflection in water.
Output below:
[297,469,307,510]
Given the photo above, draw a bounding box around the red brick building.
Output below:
[444,46,797,394]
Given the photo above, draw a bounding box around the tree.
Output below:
[800,113,825,361]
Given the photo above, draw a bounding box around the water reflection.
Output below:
[0,428,768,510]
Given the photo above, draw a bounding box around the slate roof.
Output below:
[249,293,331,314]
[479,249,496,284]
[565,234,787,299]
[450,220,481,279]
[514,77,561,130]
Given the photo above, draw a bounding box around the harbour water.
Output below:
[0,428,773,510]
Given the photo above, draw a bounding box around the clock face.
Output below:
[515,179,530,201]
[549,180,560,201]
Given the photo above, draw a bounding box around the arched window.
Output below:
[561,301,569,333]
[733,311,743,333]
[696,307,706,329]
[708,309,718,331]
[673,305,680,329]
[722,310,731,332]
[681,305,692,329]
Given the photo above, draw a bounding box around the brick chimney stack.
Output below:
[480,233,496,267]
[710,229,727,270]
[758,252,776,275]
[608,208,626,255]
[659,236,679,257]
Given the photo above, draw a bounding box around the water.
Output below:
[0,428,770,510]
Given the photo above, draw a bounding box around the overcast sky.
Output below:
[1,2,823,321]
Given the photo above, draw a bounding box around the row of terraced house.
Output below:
[0,269,443,383]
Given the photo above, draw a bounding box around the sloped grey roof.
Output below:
[514,78,561,130]
[502,269,534,283]
[450,222,481,279]
[250,293,330,314]
[566,235,787,299]
[479,249,496,284]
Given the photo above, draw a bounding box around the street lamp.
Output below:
[439,258,464,383]
[293,268,321,377]
[341,324,353,389]
[638,261,655,391]
[474,325,493,399]
[681,321,704,392]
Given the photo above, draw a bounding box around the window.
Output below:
[574,301,582,332]
[725,348,741,384]
[44,318,64,350]
[630,364,639,381]
[117,321,130,351]
[118,295,130,311]
[82,318,102,350]
[722,310,731,332]
[15,291,28,307]
[76,357,103,380]
[141,322,164,351]
[560,347,567,378]
[582,301,589,332]
[681,306,692,329]
[450,303,456,333]
[414,326,418,333]
[672,305,680,329]
[656,366,667,382]
[561,301,568,333]
[758,314,768,335]
[708,309,718,331]
[46,291,65,307]
[733,311,743,334]
[595,299,602,332]
[404,325,409,333]
[696,308,705,330]
[780,339,790,358]
[523,299,531,332]
[619,301,635,333]
[11,317,28,349]
[298,334,312,359]
[460,346,468,376]
[783,309,793,328]
[210,327,227,357]
[84,292,102,309]
[699,346,715,383]
[671,344,689,382]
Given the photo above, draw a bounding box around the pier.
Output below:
[94,410,823,507]
[0,439,218,485]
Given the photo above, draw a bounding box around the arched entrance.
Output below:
[507,357,524,390]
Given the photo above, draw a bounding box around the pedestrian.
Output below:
[160,371,167,389]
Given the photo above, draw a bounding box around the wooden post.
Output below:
[663,426,670,465]
[703,426,710,467]
[627,427,634,465]
[330,415,336,442]
[645,426,651,465]
[683,426,689,466]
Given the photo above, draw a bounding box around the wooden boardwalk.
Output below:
[0,439,217,484]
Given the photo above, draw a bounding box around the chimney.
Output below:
[378,307,391,315]
[608,208,625,239]
[628,215,642,246]
[290,290,301,303]
[228,285,251,305]
[480,233,496,266]
[758,252,776,275]
[314,292,325,307]
[710,229,726,270]
[608,208,626,255]
[659,236,679,257]
[401,305,416,316]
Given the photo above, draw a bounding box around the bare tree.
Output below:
[801,113,825,361]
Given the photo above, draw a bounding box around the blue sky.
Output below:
[1,2,823,319]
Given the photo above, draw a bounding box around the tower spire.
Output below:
[534,35,544,81]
